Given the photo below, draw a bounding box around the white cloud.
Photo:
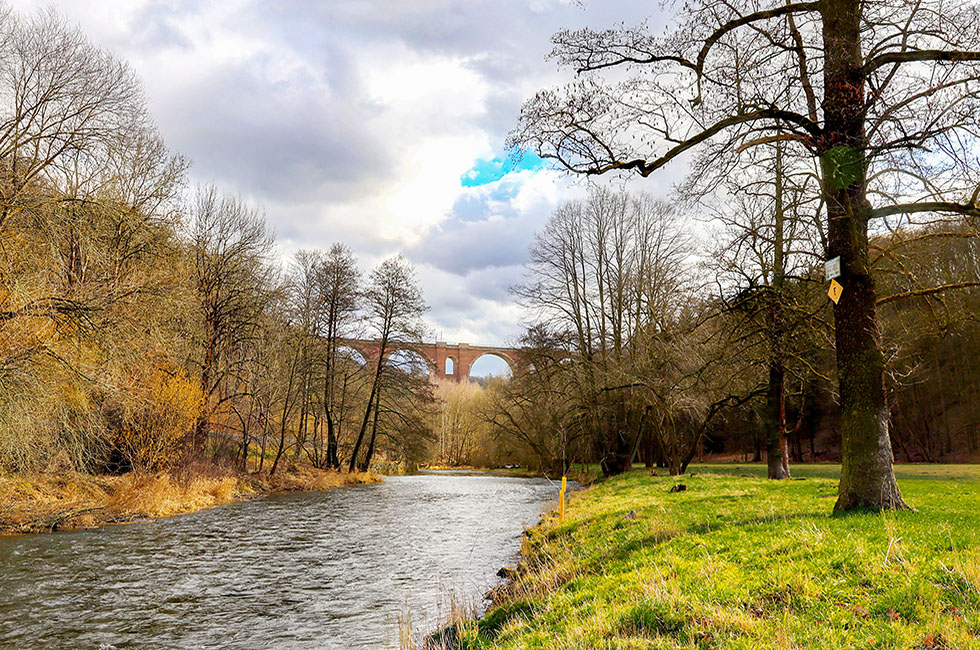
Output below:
[8,0,668,344]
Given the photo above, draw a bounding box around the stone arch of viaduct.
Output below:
[341,340,522,382]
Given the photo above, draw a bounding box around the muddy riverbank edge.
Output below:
[0,466,379,536]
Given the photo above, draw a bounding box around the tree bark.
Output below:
[359,389,382,472]
[766,136,791,480]
[349,340,386,472]
[822,0,909,511]
[765,363,791,479]
[258,411,268,473]
[325,412,340,469]
[322,327,342,470]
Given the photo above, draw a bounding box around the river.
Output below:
[0,471,559,649]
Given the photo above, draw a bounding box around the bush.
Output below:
[115,369,203,471]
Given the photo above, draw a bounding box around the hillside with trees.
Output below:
[0,9,437,530]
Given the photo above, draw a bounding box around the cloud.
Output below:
[408,167,575,277]
[416,262,528,346]
[128,3,193,49]
[8,0,669,344]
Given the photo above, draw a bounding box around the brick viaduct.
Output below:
[342,340,522,382]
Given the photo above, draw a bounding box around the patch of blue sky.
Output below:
[460,150,545,187]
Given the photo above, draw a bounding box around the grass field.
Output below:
[442,464,980,649]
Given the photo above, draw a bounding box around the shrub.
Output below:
[115,368,203,471]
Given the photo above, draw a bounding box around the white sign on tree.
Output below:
[825,256,841,282]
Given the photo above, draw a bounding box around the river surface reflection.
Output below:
[0,471,559,649]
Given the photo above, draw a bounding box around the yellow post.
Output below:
[559,475,567,521]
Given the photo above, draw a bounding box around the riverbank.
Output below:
[433,463,980,649]
[0,465,379,535]
[419,463,602,485]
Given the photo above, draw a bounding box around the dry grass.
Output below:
[104,472,245,519]
[400,589,481,650]
[262,464,377,492]
[0,465,379,535]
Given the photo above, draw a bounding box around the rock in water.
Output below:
[497,566,516,579]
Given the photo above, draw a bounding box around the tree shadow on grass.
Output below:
[686,511,821,536]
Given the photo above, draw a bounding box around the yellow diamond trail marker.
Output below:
[828,279,843,304]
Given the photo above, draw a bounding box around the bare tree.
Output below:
[704,137,827,478]
[510,0,980,510]
[0,7,148,229]
[268,250,324,473]
[190,186,276,454]
[315,244,361,469]
[0,6,184,383]
[515,187,692,475]
[0,6,191,471]
[482,328,584,475]
[369,362,436,472]
[348,255,428,472]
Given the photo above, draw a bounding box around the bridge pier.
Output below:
[432,341,469,382]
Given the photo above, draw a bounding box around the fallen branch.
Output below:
[22,506,107,533]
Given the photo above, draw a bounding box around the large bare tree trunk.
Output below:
[325,412,340,469]
[822,0,909,511]
[359,390,382,472]
[193,345,215,453]
[323,340,342,470]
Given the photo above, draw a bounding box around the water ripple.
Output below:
[0,472,556,649]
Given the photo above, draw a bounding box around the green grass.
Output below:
[452,464,980,649]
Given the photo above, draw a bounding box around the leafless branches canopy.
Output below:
[511,0,980,510]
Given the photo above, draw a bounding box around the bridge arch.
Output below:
[467,351,515,379]
[335,344,369,366]
[385,347,435,377]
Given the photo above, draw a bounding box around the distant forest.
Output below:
[0,9,435,476]
[451,188,980,480]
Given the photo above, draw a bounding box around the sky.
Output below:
[10,0,676,371]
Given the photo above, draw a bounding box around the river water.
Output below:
[0,471,558,649]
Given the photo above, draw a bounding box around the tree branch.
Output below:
[864,49,980,74]
[575,109,820,177]
[878,281,980,306]
[695,3,822,78]
[870,201,980,220]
